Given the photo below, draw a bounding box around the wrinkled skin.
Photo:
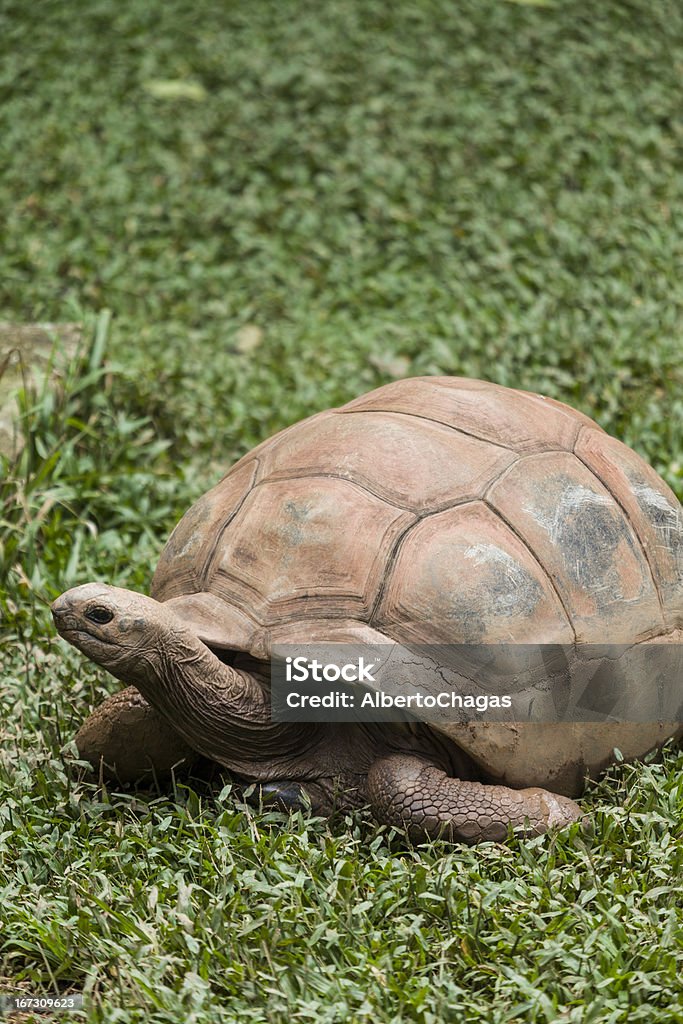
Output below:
[52,583,583,844]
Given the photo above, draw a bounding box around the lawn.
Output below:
[1,0,682,1020]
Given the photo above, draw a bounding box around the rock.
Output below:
[0,323,81,457]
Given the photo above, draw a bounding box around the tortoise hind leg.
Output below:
[75,686,199,784]
[368,754,582,844]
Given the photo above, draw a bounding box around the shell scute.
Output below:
[575,427,683,629]
[257,408,516,512]
[205,476,415,624]
[375,501,573,645]
[341,376,584,453]
[151,458,258,601]
[487,452,664,642]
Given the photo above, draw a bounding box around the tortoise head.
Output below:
[52,582,285,772]
[51,583,184,684]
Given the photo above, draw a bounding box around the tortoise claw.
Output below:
[250,782,311,813]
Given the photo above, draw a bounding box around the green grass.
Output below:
[1,0,683,1020]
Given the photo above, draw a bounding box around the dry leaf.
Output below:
[235,325,264,354]
[143,79,207,101]
[368,352,410,378]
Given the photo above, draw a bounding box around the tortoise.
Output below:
[52,376,683,844]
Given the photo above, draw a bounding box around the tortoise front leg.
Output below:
[75,686,199,784]
[368,754,582,844]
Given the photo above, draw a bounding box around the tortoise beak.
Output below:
[51,593,75,636]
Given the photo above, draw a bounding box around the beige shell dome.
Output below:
[152,376,683,660]
[148,377,683,793]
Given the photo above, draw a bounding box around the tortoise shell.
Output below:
[152,376,683,652]
[151,377,683,791]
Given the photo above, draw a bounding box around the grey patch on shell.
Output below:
[523,476,644,603]
[280,499,313,547]
[437,601,487,643]
[163,499,213,560]
[442,543,543,641]
[632,483,683,569]
[284,499,313,521]
[524,482,612,548]
[463,543,543,618]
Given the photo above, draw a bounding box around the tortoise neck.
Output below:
[137,629,315,773]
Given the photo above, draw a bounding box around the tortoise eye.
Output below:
[86,605,114,625]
